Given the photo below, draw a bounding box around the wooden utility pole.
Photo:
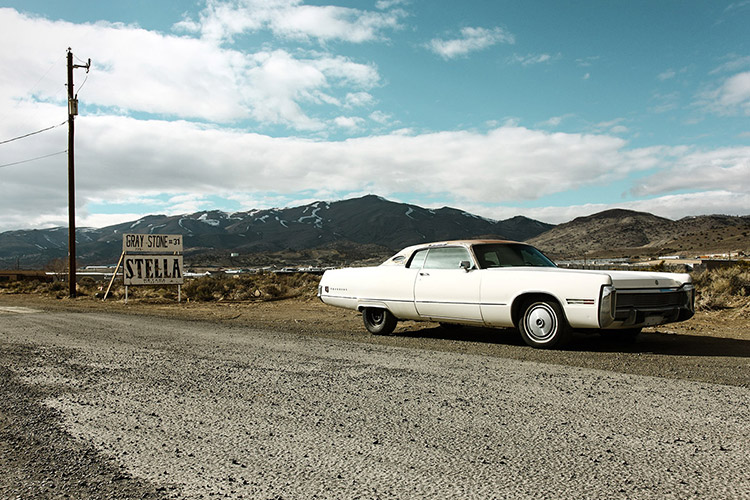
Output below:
[66,48,90,298]
[66,48,76,297]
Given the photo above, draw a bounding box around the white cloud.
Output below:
[658,69,676,81]
[0,8,382,132]
[575,56,600,67]
[174,0,405,44]
[344,92,375,108]
[509,53,558,66]
[333,116,365,130]
[709,54,750,75]
[375,0,408,9]
[77,212,148,229]
[369,111,392,124]
[631,146,750,196]
[241,50,380,129]
[649,92,680,114]
[426,26,515,60]
[591,118,630,135]
[715,72,750,111]
[164,194,211,215]
[698,71,750,116]
[537,114,575,128]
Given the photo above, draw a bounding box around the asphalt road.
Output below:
[1,307,749,499]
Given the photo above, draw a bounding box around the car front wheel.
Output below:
[519,300,571,348]
[362,308,397,335]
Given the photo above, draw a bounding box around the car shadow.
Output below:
[397,324,750,358]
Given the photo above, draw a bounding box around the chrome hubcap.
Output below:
[526,304,557,342]
[370,310,383,325]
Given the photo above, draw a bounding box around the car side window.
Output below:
[407,249,429,269]
[472,243,556,268]
[422,247,472,270]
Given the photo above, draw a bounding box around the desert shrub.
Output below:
[264,284,284,298]
[693,265,750,310]
[649,260,666,272]
[180,272,320,302]
[79,276,96,287]
[157,287,176,299]
[183,278,224,301]
[0,269,324,304]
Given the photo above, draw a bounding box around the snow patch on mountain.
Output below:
[298,206,323,228]
[198,213,221,226]
[178,218,192,234]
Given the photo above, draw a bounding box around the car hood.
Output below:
[485,267,690,289]
[599,270,690,289]
[550,267,690,289]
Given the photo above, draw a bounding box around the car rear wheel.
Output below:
[519,300,571,348]
[362,308,397,335]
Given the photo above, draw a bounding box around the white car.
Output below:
[318,240,695,348]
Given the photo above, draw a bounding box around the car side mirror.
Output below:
[460,260,472,272]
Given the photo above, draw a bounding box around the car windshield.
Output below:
[472,243,556,269]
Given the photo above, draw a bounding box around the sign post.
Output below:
[122,234,184,302]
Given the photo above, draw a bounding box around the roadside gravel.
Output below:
[1,300,748,499]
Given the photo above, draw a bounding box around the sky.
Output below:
[0,0,749,233]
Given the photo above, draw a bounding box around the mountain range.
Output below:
[0,195,747,269]
[0,195,551,268]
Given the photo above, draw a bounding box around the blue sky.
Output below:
[0,0,748,233]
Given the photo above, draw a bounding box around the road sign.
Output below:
[123,233,182,254]
[123,255,184,285]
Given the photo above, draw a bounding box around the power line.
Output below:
[0,121,67,146]
[0,150,67,169]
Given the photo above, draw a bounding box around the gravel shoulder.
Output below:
[1,293,749,499]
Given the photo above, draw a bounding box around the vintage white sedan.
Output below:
[318,240,695,348]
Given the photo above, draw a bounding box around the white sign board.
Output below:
[123,234,183,253]
[124,255,184,285]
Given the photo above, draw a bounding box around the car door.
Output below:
[413,246,483,323]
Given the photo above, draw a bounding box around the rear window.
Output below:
[422,247,472,270]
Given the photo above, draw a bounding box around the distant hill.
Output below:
[0,195,553,268]
[528,209,750,259]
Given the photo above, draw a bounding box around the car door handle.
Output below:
[419,272,430,276]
